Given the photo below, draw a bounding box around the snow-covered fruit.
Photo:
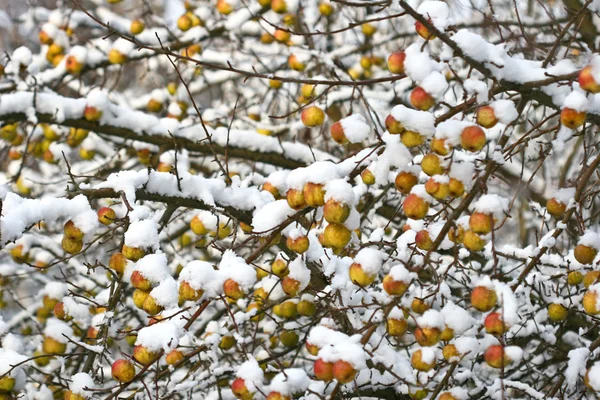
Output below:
[65,56,84,74]
[112,359,136,383]
[133,345,157,365]
[460,126,486,152]
[322,223,352,248]
[383,274,409,296]
[471,286,497,312]
[301,106,325,127]
[583,290,600,314]
[98,207,116,225]
[314,358,334,381]
[386,317,408,336]
[412,349,435,371]
[231,378,254,400]
[286,235,309,253]
[395,171,418,194]
[323,199,350,223]
[403,194,429,220]
[286,188,306,210]
[546,198,566,218]
[579,65,600,93]
[484,345,510,368]
[84,105,103,122]
[330,121,347,144]
[387,51,406,74]
[484,312,507,335]
[122,245,145,261]
[348,262,375,287]
[410,86,435,111]
[574,244,597,265]
[414,327,441,346]
[333,360,356,383]
[469,212,494,234]
[415,19,436,40]
[421,153,444,176]
[224,278,245,300]
[476,105,498,128]
[560,107,586,129]
[303,182,325,206]
[425,177,449,200]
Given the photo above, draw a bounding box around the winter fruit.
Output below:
[109,252,127,275]
[297,300,316,316]
[448,178,465,198]
[314,358,334,381]
[130,20,145,34]
[430,138,451,156]
[412,349,435,371]
[166,349,184,365]
[98,207,116,225]
[568,270,584,286]
[578,65,600,93]
[361,23,376,37]
[463,230,486,252]
[385,114,404,134]
[281,277,302,296]
[584,271,600,288]
[122,245,145,261]
[190,215,208,235]
[231,378,253,400]
[484,345,510,368]
[548,303,568,322]
[108,49,127,64]
[133,345,157,365]
[262,182,280,199]
[42,336,67,354]
[425,177,449,200]
[65,56,83,74]
[323,199,350,224]
[561,107,586,129]
[319,2,334,16]
[387,51,406,74]
[286,236,309,254]
[421,153,444,176]
[574,244,597,264]
[132,289,149,309]
[219,335,236,350]
[64,220,84,240]
[271,0,287,13]
[546,198,566,218]
[415,20,435,40]
[112,359,136,383]
[84,105,102,121]
[0,376,15,392]
[288,54,305,70]
[323,223,352,248]
[330,121,348,144]
[224,279,244,300]
[484,312,507,335]
[476,105,498,128]
[280,330,299,347]
[348,262,375,287]
[440,326,454,341]
[410,86,435,111]
[303,182,326,207]
[143,294,163,315]
[402,194,429,220]
[395,172,419,195]
[179,281,204,302]
[177,14,192,31]
[386,317,408,336]
[286,188,306,210]
[471,286,497,312]
[361,169,375,185]
[131,271,152,291]
[414,327,441,346]
[301,106,325,127]
[461,126,487,152]
[469,212,494,234]
[62,236,83,254]
[583,291,600,314]
[442,344,460,362]
[216,0,234,14]
[332,360,356,383]
[271,259,289,278]
[401,130,425,147]
[383,274,409,296]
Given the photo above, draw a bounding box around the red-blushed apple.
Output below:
[323,223,352,248]
[330,121,348,144]
[348,262,375,287]
[430,137,451,156]
[361,169,375,185]
[133,345,157,365]
[415,230,433,250]
[415,20,436,40]
[314,358,334,381]
[387,51,406,74]
[574,244,597,264]
[179,281,204,302]
[64,220,84,240]
[439,393,458,400]
[332,360,356,383]
[421,153,444,176]
[383,274,409,296]
[271,0,287,13]
[122,244,145,261]
[471,286,497,312]
[484,345,510,368]
[424,177,449,200]
[130,270,152,291]
[53,302,71,321]
[301,106,325,127]
[216,0,233,14]
[561,107,586,129]
[287,54,305,70]
[286,188,306,210]
[286,235,309,254]
[402,194,429,220]
[401,130,425,147]
[165,349,184,365]
[548,303,568,322]
[97,207,116,225]
[323,199,350,224]
[385,114,404,134]
[231,377,254,400]
[395,171,418,195]
[411,349,435,371]
[112,359,136,383]
[410,86,435,110]
[414,327,441,346]
[579,65,600,93]
[469,212,494,234]
[386,317,408,336]
[476,105,498,128]
[484,312,507,336]
[546,198,566,218]
[460,125,487,152]
[583,290,600,314]
[303,182,325,206]
[305,341,319,356]
[281,276,301,296]
[84,105,102,122]
[223,278,244,300]
[65,55,84,74]
[262,182,280,199]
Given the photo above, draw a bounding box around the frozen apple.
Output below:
[410,86,435,111]
[476,105,498,128]
[387,51,406,74]
[112,359,136,383]
[579,65,600,93]
[303,182,325,207]
[411,348,435,371]
[484,345,510,368]
[348,262,375,287]
[546,198,566,218]
[574,244,597,265]
[395,171,418,194]
[402,194,429,220]
[471,286,497,312]
[332,360,356,383]
[301,106,325,127]
[97,207,116,225]
[469,212,494,234]
[484,312,507,335]
[460,125,486,152]
[314,358,334,381]
[415,19,436,40]
[560,107,586,129]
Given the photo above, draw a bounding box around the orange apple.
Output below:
[471,286,497,312]
[415,20,436,40]
[65,55,84,74]
[546,198,566,218]
[314,358,334,381]
[414,326,441,346]
[301,106,325,127]
[112,359,136,383]
[477,105,498,128]
[262,182,280,199]
[579,65,600,93]
[561,107,586,129]
[332,360,356,383]
[122,245,145,261]
[395,171,418,194]
[109,252,127,275]
[179,281,204,302]
[130,270,152,291]
[484,312,507,335]
[469,212,494,234]
[382,274,409,296]
[288,54,305,69]
[231,377,253,400]
[130,20,145,34]
[223,278,244,300]
[166,349,184,365]
[410,86,435,111]
[402,194,429,220]
[330,121,348,144]
[281,276,301,296]
[424,177,449,200]
[484,345,509,368]
[98,207,116,225]
[448,178,465,198]
[415,230,433,250]
[286,236,309,253]
[84,105,103,121]
[387,51,406,74]
[574,244,597,264]
[430,137,451,156]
